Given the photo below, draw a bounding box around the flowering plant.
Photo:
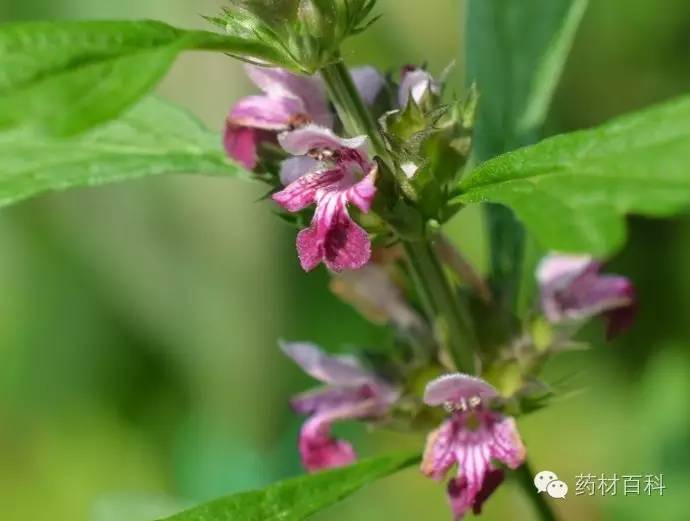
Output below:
[0,1,688,520]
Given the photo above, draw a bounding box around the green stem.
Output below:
[403,240,477,372]
[322,45,554,521]
[320,58,478,373]
[514,462,558,521]
[320,59,388,157]
[486,204,525,313]
[321,60,417,200]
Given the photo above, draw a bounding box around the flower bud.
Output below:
[215,0,379,73]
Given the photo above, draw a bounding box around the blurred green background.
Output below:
[0,1,689,520]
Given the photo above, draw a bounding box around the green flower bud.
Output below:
[213,0,379,73]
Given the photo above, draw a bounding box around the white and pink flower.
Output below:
[224,65,332,169]
[537,254,636,339]
[225,65,384,169]
[398,65,441,108]
[273,126,378,272]
[281,341,399,472]
[422,374,526,520]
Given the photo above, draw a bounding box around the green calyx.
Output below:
[213,0,380,73]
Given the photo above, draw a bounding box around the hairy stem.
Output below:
[486,204,525,313]
[403,239,477,372]
[320,59,388,156]
[320,59,478,372]
[436,233,492,304]
[321,59,417,200]
[514,462,559,521]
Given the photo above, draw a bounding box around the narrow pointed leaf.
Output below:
[466,0,588,159]
[465,0,588,309]
[158,451,420,521]
[455,95,690,256]
[0,96,247,208]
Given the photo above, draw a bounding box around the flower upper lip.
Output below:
[537,253,636,338]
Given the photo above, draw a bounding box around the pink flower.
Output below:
[225,65,384,169]
[399,65,440,108]
[273,125,377,272]
[224,65,332,170]
[422,374,526,520]
[281,341,399,472]
[331,263,427,336]
[350,66,386,106]
[537,254,637,339]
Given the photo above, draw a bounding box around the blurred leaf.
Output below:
[455,95,690,255]
[465,0,588,310]
[0,20,279,135]
[0,96,248,208]
[159,451,420,521]
[466,0,588,159]
[91,493,189,521]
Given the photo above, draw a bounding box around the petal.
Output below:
[449,444,491,520]
[229,94,307,131]
[321,206,372,272]
[229,95,305,130]
[279,125,368,156]
[488,415,526,469]
[421,419,458,480]
[299,414,356,472]
[290,385,377,415]
[280,341,376,386]
[446,468,504,520]
[423,410,524,520]
[454,443,488,505]
[350,66,386,105]
[447,477,473,521]
[331,264,426,334]
[536,254,594,289]
[605,282,637,339]
[245,65,333,127]
[296,223,326,272]
[424,374,498,407]
[223,125,260,169]
[279,156,326,185]
[273,169,344,213]
[539,254,636,332]
[296,199,372,272]
[296,391,397,473]
[470,468,505,515]
[343,166,377,213]
[573,274,635,319]
[399,67,440,107]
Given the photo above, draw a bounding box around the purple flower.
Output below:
[224,65,333,169]
[350,66,386,106]
[537,254,637,339]
[421,374,526,520]
[273,125,377,272]
[225,65,384,170]
[281,341,399,472]
[399,66,440,108]
[331,263,427,336]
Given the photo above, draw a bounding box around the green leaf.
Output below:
[0,20,280,136]
[455,95,690,256]
[158,451,420,521]
[466,0,588,159]
[465,0,588,310]
[0,96,247,208]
